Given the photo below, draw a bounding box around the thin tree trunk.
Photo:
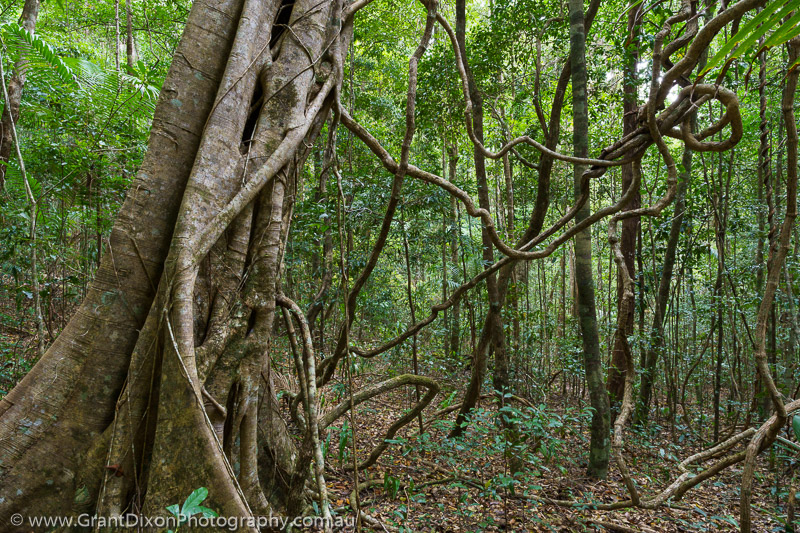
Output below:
[402,207,423,433]
[0,0,41,191]
[114,0,121,72]
[607,3,641,408]
[713,257,724,441]
[126,0,135,70]
[755,47,769,294]
[568,0,609,479]
[636,145,691,425]
[451,0,510,437]
[441,136,450,358]
[0,54,45,357]
[449,150,461,358]
[306,123,336,347]
[718,148,734,439]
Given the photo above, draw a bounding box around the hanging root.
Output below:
[276,293,330,521]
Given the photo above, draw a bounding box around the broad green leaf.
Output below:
[0,23,76,85]
[618,0,646,22]
[181,486,209,516]
[197,506,218,518]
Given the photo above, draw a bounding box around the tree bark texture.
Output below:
[568,0,610,479]
[0,0,41,191]
[0,0,354,525]
[607,3,641,407]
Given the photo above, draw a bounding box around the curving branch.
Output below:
[341,84,741,362]
[434,12,621,168]
[333,0,757,519]
[321,373,440,469]
[317,0,438,389]
[659,0,766,103]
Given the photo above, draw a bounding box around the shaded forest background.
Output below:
[0,0,799,530]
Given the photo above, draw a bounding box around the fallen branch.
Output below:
[587,518,657,533]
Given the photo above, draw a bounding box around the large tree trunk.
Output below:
[0,0,352,525]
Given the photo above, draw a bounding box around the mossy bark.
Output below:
[568,0,610,480]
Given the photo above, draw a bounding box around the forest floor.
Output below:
[323,363,792,532]
[0,317,792,532]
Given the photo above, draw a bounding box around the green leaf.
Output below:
[0,23,76,86]
[792,414,800,441]
[701,0,800,76]
[196,506,218,518]
[725,1,798,65]
[702,0,784,74]
[760,10,800,51]
[181,487,209,517]
[617,0,646,23]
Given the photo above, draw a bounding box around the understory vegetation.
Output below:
[0,0,799,531]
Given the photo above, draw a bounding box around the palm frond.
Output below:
[701,0,800,79]
[66,58,158,124]
[0,22,77,86]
